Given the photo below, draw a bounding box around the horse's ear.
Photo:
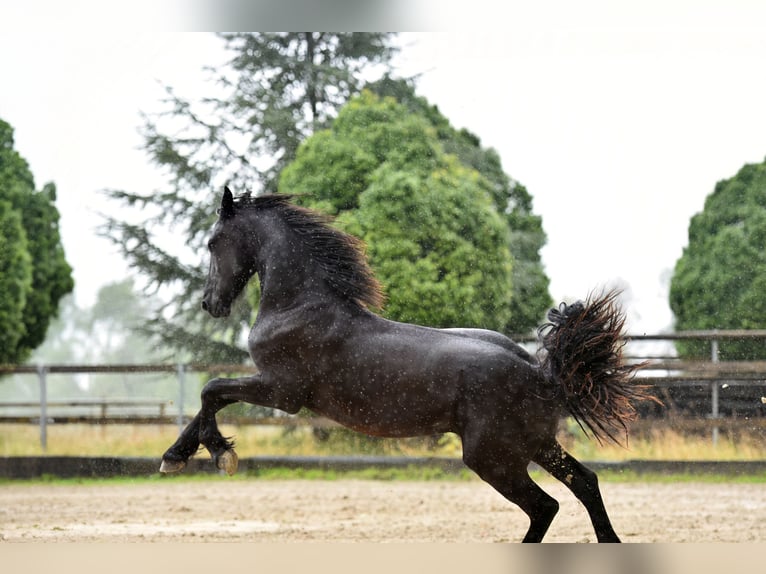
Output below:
[219,186,235,219]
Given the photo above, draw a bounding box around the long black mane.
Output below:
[234,193,385,311]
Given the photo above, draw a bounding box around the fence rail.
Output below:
[0,363,245,449]
[0,398,173,425]
[0,364,258,375]
[2,330,766,450]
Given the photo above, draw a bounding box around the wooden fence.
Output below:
[0,363,258,450]
[1,330,765,450]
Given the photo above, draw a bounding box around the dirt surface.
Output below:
[1,477,764,542]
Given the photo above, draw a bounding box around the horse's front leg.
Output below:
[159,376,236,475]
[159,413,204,473]
[160,373,293,476]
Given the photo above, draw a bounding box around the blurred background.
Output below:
[2,5,766,463]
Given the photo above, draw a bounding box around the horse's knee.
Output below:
[200,378,229,408]
[200,377,220,399]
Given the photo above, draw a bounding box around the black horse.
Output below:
[160,188,655,542]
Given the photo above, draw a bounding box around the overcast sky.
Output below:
[2,5,766,335]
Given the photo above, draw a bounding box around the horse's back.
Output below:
[439,327,537,364]
[345,316,543,392]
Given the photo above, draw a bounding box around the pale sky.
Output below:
[2,5,766,335]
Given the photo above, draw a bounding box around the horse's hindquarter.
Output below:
[302,316,547,437]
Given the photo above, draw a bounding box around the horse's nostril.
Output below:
[201,300,209,311]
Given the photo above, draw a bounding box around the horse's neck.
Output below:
[255,234,325,312]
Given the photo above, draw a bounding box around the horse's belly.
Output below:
[307,378,458,438]
[320,408,453,438]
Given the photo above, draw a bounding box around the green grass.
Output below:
[0,466,475,486]
[241,464,476,481]
[568,469,766,484]
[3,465,766,486]
[246,466,766,484]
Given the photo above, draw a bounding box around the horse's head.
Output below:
[201,187,257,318]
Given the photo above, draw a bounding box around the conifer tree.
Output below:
[670,158,766,359]
[368,77,551,333]
[0,118,74,364]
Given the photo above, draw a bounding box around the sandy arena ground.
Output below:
[1,477,764,542]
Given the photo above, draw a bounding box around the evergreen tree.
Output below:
[0,200,32,363]
[670,157,766,359]
[367,77,551,333]
[278,91,514,330]
[101,33,399,363]
[0,118,74,364]
[14,182,74,353]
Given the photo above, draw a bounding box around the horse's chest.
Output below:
[247,321,335,374]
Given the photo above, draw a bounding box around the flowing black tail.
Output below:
[538,290,658,445]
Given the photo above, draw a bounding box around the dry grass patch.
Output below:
[1,420,764,461]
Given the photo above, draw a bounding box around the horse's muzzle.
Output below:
[202,297,230,318]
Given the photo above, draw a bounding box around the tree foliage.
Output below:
[216,33,397,192]
[0,200,32,362]
[366,78,551,333]
[0,118,74,364]
[101,33,399,363]
[278,91,515,330]
[279,83,551,333]
[670,158,766,359]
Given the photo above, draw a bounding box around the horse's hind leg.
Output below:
[533,440,621,542]
[462,433,559,542]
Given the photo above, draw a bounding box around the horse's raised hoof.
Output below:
[159,459,186,474]
[217,449,238,476]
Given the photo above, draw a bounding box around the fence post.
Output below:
[176,363,186,432]
[37,364,48,452]
[710,337,720,446]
